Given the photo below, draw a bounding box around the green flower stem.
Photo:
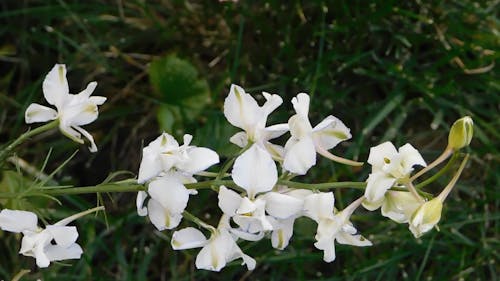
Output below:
[437,154,469,202]
[0,120,59,162]
[405,181,425,203]
[278,180,366,190]
[42,183,145,196]
[410,147,453,181]
[182,210,215,232]
[415,151,459,190]
[0,178,368,199]
[215,142,252,181]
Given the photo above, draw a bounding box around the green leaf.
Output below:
[149,54,211,131]
[149,54,210,104]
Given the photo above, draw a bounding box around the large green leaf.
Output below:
[148,54,211,132]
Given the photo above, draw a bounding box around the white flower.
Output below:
[139,175,197,231]
[171,215,256,272]
[363,142,426,209]
[224,84,288,197]
[283,93,353,175]
[303,194,371,262]
[264,188,312,250]
[218,186,273,237]
[137,133,219,184]
[0,208,102,268]
[136,133,219,230]
[25,64,106,152]
[218,186,308,248]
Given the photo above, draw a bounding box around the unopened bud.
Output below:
[448,116,473,150]
[409,198,443,238]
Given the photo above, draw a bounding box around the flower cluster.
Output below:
[0,65,472,273]
[136,84,372,271]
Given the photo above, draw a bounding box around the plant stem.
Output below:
[33,182,145,197]
[415,151,459,189]
[437,154,469,202]
[0,120,59,162]
[182,210,215,232]
[405,181,425,203]
[278,180,366,190]
[410,147,453,181]
[0,178,367,199]
[215,142,252,181]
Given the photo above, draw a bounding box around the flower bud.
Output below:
[448,116,473,150]
[409,198,443,238]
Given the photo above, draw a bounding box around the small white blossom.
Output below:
[363,142,426,209]
[224,84,288,197]
[136,133,219,230]
[171,215,256,272]
[0,208,101,268]
[303,193,371,262]
[25,64,106,152]
[283,93,352,175]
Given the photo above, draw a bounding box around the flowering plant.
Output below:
[0,65,472,274]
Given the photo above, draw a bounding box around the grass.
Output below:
[0,0,498,280]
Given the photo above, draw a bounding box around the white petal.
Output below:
[364,172,396,203]
[42,64,69,108]
[236,197,257,214]
[45,243,83,262]
[177,147,219,174]
[218,186,242,216]
[147,199,182,230]
[283,136,316,175]
[229,132,248,147]
[240,253,256,270]
[75,81,97,99]
[303,192,335,221]
[261,123,289,141]
[171,227,208,250]
[314,236,336,263]
[361,196,384,211]
[381,191,421,223]
[0,209,38,233]
[223,84,260,130]
[63,101,98,126]
[291,93,310,117]
[264,192,303,219]
[148,178,191,215]
[25,103,58,124]
[136,191,148,216]
[270,217,296,250]
[195,233,231,271]
[312,115,352,150]
[286,188,314,200]
[137,147,163,184]
[263,142,285,161]
[89,96,107,105]
[367,142,398,169]
[261,92,283,117]
[35,249,51,268]
[230,228,265,241]
[73,126,98,153]
[46,225,78,247]
[399,143,427,173]
[59,123,83,145]
[336,231,372,247]
[288,114,313,139]
[232,144,277,198]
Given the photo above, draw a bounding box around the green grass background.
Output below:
[0,0,498,280]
